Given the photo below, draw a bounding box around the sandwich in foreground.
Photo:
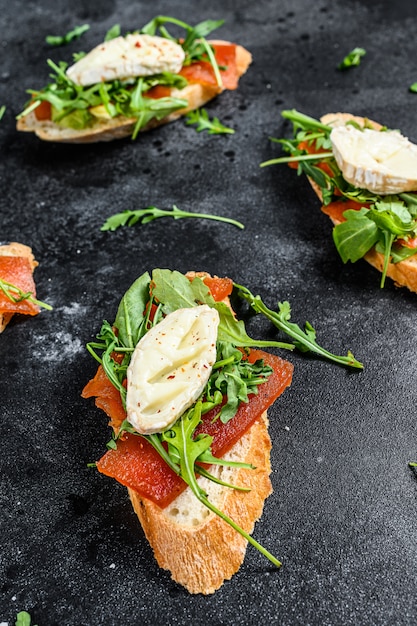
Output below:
[82,269,362,594]
[0,242,51,332]
[262,110,417,292]
[16,17,251,143]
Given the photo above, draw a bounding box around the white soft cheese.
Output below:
[66,33,185,86]
[126,305,219,435]
[330,125,417,194]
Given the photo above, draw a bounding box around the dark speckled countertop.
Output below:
[1,1,417,624]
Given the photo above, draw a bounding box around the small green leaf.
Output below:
[333,208,379,263]
[114,271,151,348]
[186,108,235,134]
[45,24,90,46]
[15,612,37,626]
[0,105,5,121]
[151,269,214,314]
[409,82,417,93]
[104,24,121,41]
[338,47,366,70]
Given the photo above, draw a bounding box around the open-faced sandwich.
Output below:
[262,110,417,292]
[16,16,252,143]
[82,268,362,594]
[0,242,51,332]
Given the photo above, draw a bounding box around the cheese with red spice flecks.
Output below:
[126,305,219,434]
[66,34,185,86]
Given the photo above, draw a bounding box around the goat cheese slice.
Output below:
[66,33,185,86]
[330,125,417,195]
[126,305,219,435]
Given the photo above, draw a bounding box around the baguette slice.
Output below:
[16,41,252,144]
[0,242,39,332]
[311,113,417,293]
[129,412,272,595]
[85,271,290,594]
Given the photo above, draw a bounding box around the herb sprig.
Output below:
[338,47,366,70]
[185,108,234,134]
[0,105,5,121]
[233,283,363,369]
[261,108,417,287]
[101,204,244,231]
[45,24,90,46]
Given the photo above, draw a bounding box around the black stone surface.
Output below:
[1,1,417,624]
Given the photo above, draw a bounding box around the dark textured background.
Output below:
[1,1,417,624]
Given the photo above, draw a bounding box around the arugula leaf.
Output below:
[215,301,294,350]
[151,269,215,313]
[15,612,37,626]
[390,244,417,263]
[114,272,152,348]
[369,201,414,235]
[282,108,331,133]
[185,108,235,134]
[45,24,90,46]
[104,24,121,41]
[101,204,244,231]
[332,208,379,263]
[233,283,363,369]
[0,277,52,310]
[208,342,273,423]
[338,47,366,70]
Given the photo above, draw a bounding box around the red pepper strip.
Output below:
[145,85,172,99]
[82,364,126,430]
[202,275,233,301]
[179,43,239,90]
[0,256,39,316]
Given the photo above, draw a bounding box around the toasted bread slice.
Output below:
[0,242,38,332]
[128,412,272,595]
[310,113,417,293]
[84,271,291,594]
[17,42,252,144]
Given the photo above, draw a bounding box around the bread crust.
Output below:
[310,113,417,293]
[17,42,252,144]
[0,242,38,332]
[128,413,273,595]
